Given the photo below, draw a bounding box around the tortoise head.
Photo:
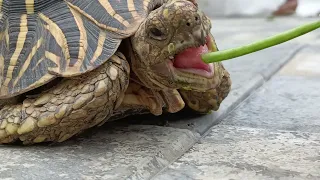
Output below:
[130,0,221,92]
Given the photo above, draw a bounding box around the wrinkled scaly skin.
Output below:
[131,0,215,92]
[0,0,231,145]
[179,63,231,113]
[0,53,129,144]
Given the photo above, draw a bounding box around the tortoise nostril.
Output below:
[195,16,198,21]
[186,22,191,26]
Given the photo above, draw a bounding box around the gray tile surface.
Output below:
[0,125,198,180]
[154,126,320,180]
[154,41,320,180]
[222,76,320,133]
[221,43,320,133]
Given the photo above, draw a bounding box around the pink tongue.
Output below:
[173,45,210,72]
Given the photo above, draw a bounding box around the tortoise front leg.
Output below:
[111,81,186,121]
[0,52,130,145]
[179,64,232,113]
[111,81,165,119]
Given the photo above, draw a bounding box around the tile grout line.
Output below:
[262,44,307,81]
[198,43,309,147]
[200,43,308,142]
[149,43,309,180]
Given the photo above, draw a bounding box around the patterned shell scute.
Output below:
[0,0,149,98]
[65,0,149,36]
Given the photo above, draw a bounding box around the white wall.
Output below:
[198,0,284,17]
[198,0,320,18]
[296,0,320,17]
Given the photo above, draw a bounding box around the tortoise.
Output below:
[0,0,231,144]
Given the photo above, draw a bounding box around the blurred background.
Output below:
[198,0,320,18]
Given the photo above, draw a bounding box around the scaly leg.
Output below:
[0,52,130,144]
[111,81,185,121]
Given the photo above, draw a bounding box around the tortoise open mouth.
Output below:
[168,35,215,78]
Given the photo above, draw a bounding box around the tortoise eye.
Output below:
[152,4,162,11]
[149,28,166,40]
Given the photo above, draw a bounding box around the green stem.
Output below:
[202,20,320,63]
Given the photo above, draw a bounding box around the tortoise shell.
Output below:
[0,0,160,98]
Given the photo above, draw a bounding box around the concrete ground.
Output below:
[154,24,320,180]
[0,18,319,180]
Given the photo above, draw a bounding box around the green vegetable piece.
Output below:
[202,20,320,63]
